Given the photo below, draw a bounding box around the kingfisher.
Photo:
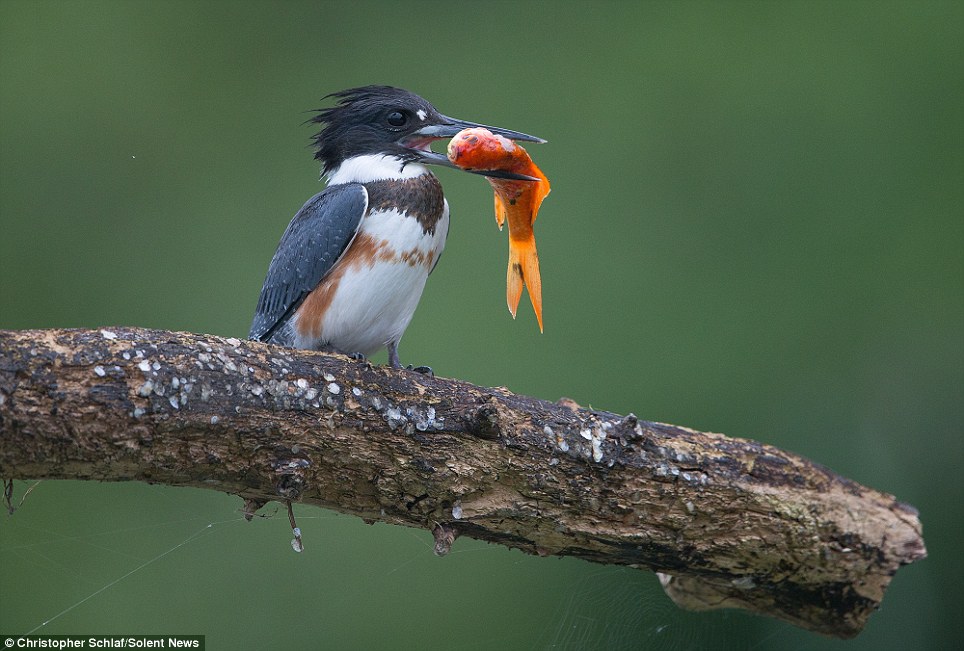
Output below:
[248,86,543,369]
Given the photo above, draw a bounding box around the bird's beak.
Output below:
[419,115,546,144]
[404,115,546,182]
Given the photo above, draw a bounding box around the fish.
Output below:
[446,127,550,332]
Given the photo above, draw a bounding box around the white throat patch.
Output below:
[326,154,429,185]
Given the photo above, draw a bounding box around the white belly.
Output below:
[314,257,430,355]
[292,204,448,355]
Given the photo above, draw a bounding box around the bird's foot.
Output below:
[319,344,366,362]
[387,342,402,369]
[405,364,434,378]
[386,342,432,375]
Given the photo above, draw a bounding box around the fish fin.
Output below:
[507,237,543,332]
[494,193,506,230]
[529,174,551,225]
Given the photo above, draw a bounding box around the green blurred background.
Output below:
[1,1,961,649]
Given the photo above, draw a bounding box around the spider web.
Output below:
[0,480,805,649]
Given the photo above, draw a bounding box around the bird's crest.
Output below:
[308,85,431,175]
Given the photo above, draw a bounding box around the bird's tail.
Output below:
[507,236,543,332]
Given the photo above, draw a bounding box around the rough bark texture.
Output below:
[0,327,926,638]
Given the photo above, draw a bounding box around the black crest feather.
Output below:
[307,85,438,175]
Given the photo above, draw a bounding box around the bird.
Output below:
[248,85,543,370]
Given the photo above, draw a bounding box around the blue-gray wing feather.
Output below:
[249,184,368,343]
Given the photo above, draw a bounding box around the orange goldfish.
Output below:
[447,127,550,332]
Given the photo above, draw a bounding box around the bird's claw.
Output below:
[405,364,434,378]
[319,344,365,361]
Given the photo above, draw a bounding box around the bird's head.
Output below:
[310,86,544,181]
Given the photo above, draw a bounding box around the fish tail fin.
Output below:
[507,236,543,332]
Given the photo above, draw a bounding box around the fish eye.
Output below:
[386,110,408,128]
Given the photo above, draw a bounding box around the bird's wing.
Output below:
[249,184,369,342]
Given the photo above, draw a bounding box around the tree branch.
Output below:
[0,327,925,638]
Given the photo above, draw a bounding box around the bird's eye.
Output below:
[386,111,408,127]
